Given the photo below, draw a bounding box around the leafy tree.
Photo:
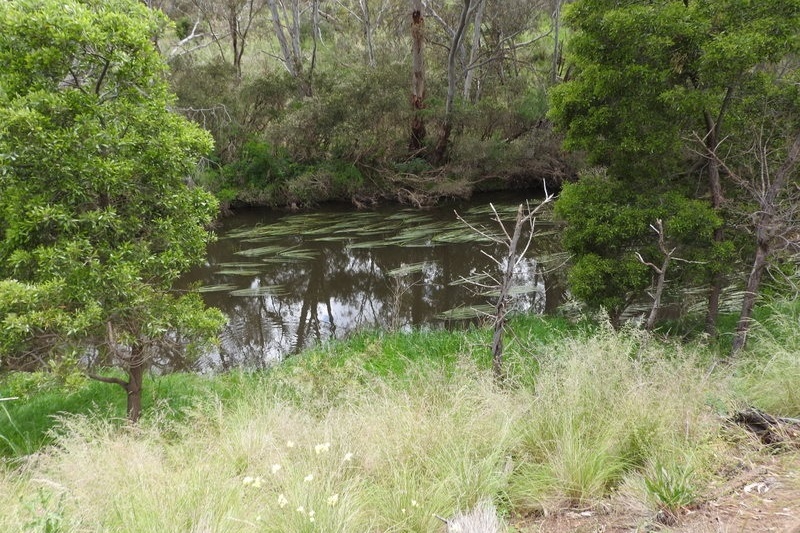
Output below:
[550,0,799,332]
[0,0,225,421]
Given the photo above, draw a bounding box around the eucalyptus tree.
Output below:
[267,0,321,97]
[0,0,225,421]
[550,0,800,333]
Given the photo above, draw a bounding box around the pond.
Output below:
[181,192,564,370]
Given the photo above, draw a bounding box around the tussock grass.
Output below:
[507,327,719,513]
[734,301,800,417]
[3,316,796,531]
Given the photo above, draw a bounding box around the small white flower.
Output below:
[255,515,263,522]
[327,493,339,506]
[296,505,305,514]
[309,516,316,523]
[286,440,296,448]
[277,494,288,508]
[242,476,254,486]
[308,510,315,518]
[411,499,419,508]
[251,476,263,489]
[304,473,314,482]
[401,508,407,514]
[343,452,354,462]
[271,463,282,474]
[315,442,331,454]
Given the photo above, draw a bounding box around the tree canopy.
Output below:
[550,0,800,334]
[0,0,225,420]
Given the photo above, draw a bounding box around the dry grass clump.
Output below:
[0,327,738,531]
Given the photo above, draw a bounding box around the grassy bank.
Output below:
[1,309,799,531]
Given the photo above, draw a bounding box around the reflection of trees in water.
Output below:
[187,205,561,370]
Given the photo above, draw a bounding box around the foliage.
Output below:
[643,461,697,521]
[0,0,224,417]
[554,169,722,323]
[549,0,799,326]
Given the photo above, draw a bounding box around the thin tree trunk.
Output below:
[463,0,484,101]
[731,238,769,354]
[551,0,561,85]
[434,0,471,164]
[731,133,800,355]
[410,0,426,152]
[703,109,726,336]
[360,0,376,67]
[229,4,241,78]
[492,205,525,381]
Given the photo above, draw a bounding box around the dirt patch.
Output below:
[512,453,800,532]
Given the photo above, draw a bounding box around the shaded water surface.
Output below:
[182,194,563,369]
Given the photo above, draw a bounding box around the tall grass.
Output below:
[507,327,719,513]
[0,324,741,532]
[734,301,800,416]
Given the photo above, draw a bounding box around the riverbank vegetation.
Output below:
[1,0,799,530]
[163,0,576,208]
[2,305,800,531]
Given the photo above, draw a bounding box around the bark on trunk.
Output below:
[551,0,562,85]
[731,239,769,355]
[492,205,525,382]
[410,0,426,152]
[463,0,484,101]
[434,0,471,164]
[125,356,145,423]
[229,5,241,78]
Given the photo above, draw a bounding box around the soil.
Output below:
[512,452,800,533]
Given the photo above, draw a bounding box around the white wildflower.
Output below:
[271,463,282,474]
[315,442,331,454]
[327,494,339,506]
[277,494,288,508]
[304,473,314,482]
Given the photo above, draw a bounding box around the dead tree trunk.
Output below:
[456,190,554,382]
[731,133,800,355]
[635,219,675,331]
[490,204,525,380]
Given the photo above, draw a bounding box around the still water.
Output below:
[181,193,563,370]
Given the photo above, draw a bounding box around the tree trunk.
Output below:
[730,133,800,355]
[463,0,484,101]
[410,0,426,152]
[267,0,312,97]
[125,354,145,423]
[434,0,471,164]
[360,0,376,67]
[703,109,726,337]
[551,0,562,85]
[731,237,769,355]
[492,205,525,382]
[229,4,241,78]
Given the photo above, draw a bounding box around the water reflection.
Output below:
[180,195,562,370]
